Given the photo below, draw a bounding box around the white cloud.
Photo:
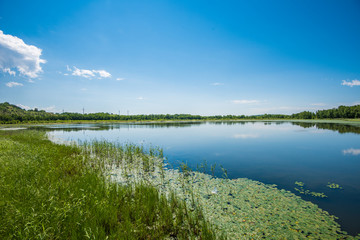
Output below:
[116,78,125,81]
[6,81,23,87]
[42,106,56,112]
[72,67,95,78]
[341,79,360,87]
[67,66,111,79]
[16,104,31,110]
[233,134,259,139]
[310,103,326,106]
[232,99,261,104]
[0,30,46,78]
[3,67,15,76]
[211,82,224,86]
[136,96,145,100]
[15,104,56,112]
[343,148,360,156]
[93,70,111,78]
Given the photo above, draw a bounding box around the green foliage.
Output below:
[327,182,343,189]
[0,130,217,239]
[1,102,359,124]
[295,181,304,187]
[292,105,360,119]
[294,182,327,198]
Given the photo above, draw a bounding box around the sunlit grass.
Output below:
[0,130,218,239]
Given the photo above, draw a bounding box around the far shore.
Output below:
[1,118,360,128]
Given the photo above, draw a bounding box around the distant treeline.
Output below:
[291,105,360,119]
[0,102,359,124]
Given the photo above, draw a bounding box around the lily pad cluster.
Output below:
[294,182,327,198]
[327,182,343,189]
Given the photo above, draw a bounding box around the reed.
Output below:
[0,130,218,239]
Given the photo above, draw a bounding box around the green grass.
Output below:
[0,130,218,239]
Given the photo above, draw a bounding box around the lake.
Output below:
[44,121,360,235]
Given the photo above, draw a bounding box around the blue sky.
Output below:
[0,0,359,115]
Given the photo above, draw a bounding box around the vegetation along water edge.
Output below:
[1,102,360,124]
[1,128,360,239]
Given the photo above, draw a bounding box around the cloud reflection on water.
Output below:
[343,148,360,156]
[233,134,259,139]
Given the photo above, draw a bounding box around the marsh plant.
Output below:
[0,130,217,239]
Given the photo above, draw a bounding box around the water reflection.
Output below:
[43,120,360,235]
[35,121,360,134]
[343,148,360,156]
[233,134,260,139]
[291,122,360,134]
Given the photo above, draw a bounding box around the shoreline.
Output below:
[101,144,355,239]
[2,124,360,238]
[1,118,360,127]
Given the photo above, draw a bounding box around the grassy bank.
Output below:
[0,130,217,239]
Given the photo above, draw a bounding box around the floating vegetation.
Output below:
[83,141,354,239]
[294,182,328,198]
[327,182,343,189]
[295,181,305,187]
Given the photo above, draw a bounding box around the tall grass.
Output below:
[0,130,218,239]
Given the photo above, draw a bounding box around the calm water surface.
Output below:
[46,121,360,235]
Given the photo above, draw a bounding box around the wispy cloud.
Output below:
[136,96,145,100]
[116,78,125,81]
[310,103,326,106]
[343,148,360,156]
[232,99,261,104]
[2,68,15,76]
[16,104,31,110]
[42,106,56,112]
[341,79,360,87]
[0,30,46,78]
[93,70,111,78]
[66,66,112,79]
[211,82,224,86]
[233,133,259,139]
[72,67,95,78]
[15,104,56,112]
[6,81,23,87]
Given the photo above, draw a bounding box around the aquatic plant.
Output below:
[0,130,217,239]
[327,182,343,189]
[294,182,327,198]
[295,181,305,187]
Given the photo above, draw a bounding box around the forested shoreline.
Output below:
[0,102,359,124]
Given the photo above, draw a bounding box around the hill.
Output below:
[0,102,56,123]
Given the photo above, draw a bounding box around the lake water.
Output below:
[45,121,360,235]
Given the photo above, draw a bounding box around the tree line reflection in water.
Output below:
[36,121,360,135]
